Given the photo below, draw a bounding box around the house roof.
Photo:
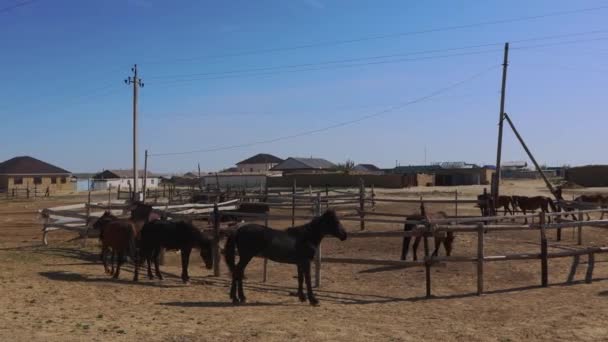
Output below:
[0,156,71,175]
[271,157,336,171]
[391,165,440,174]
[237,153,283,165]
[93,169,156,179]
[354,164,381,172]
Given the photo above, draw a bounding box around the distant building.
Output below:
[0,156,75,193]
[390,163,494,186]
[566,165,608,187]
[236,153,283,173]
[91,169,159,191]
[353,164,384,175]
[501,161,528,170]
[271,157,336,174]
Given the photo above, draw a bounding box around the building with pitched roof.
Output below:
[236,153,283,173]
[0,156,75,193]
[271,157,336,174]
[91,169,159,191]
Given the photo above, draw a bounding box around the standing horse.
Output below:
[511,196,556,223]
[137,220,214,283]
[574,195,608,220]
[93,202,153,280]
[477,194,514,216]
[401,204,454,261]
[224,209,347,305]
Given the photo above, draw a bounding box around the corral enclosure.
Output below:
[1,179,608,341]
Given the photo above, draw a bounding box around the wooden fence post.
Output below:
[325,184,329,210]
[359,178,365,231]
[454,190,458,218]
[567,255,580,283]
[476,223,484,295]
[371,184,376,209]
[263,213,269,283]
[540,211,548,287]
[577,210,583,245]
[585,253,595,284]
[213,203,221,277]
[83,190,92,248]
[314,192,322,288]
[423,224,432,298]
[291,179,296,228]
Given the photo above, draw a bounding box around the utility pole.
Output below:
[125,64,144,201]
[492,43,509,205]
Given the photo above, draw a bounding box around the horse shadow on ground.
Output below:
[598,290,608,297]
[159,301,285,308]
[38,271,184,289]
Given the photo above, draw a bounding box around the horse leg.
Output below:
[296,263,306,302]
[147,253,154,280]
[401,236,411,261]
[113,252,123,279]
[412,236,421,261]
[235,254,254,303]
[180,247,192,284]
[133,250,140,282]
[153,249,163,280]
[101,245,109,274]
[110,251,115,275]
[304,262,318,306]
[431,237,441,257]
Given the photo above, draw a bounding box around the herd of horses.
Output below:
[90,189,607,305]
[91,202,347,305]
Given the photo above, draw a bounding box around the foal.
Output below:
[401,205,454,261]
[224,209,347,305]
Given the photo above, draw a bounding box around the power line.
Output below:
[143,5,608,64]
[0,0,37,14]
[147,30,608,85]
[149,64,499,157]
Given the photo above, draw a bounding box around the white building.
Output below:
[91,169,159,191]
[236,153,283,173]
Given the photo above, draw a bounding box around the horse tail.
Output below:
[224,232,237,275]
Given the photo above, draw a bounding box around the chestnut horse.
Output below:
[401,204,454,261]
[92,202,153,280]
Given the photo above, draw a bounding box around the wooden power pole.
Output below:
[125,64,144,201]
[492,42,509,205]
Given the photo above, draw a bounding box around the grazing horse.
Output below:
[511,196,556,223]
[93,202,153,280]
[401,204,454,261]
[224,209,347,305]
[137,220,214,283]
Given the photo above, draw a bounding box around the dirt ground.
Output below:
[1,180,607,342]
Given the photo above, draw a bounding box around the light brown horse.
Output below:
[93,202,153,280]
[511,196,556,223]
[401,204,454,261]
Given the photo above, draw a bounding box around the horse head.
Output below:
[92,211,116,230]
[198,231,214,270]
[129,202,154,222]
[315,209,347,241]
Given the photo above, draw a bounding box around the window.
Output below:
[151,179,155,184]
[250,168,254,172]
[61,177,67,184]
[13,177,23,185]
[51,177,57,184]
[34,177,42,185]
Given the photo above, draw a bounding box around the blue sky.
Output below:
[1,0,606,173]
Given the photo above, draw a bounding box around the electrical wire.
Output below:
[149,64,499,157]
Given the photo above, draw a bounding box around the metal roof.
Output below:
[0,156,71,175]
[271,157,336,170]
[236,153,283,165]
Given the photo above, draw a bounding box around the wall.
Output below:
[236,163,277,173]
[267,173,405,188]
[6,175,75,193]
[91,177,160,191]
[565,165,608,187]
[502,170,557,179]
[203,174,267,189]
[416,173,435,186]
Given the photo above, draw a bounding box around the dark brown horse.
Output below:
[477,194,515,216]
[92,202,153,280]
[401,204,454,261]
[511,196,556,223]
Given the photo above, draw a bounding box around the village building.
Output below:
[271,157,337,174]
[91,169,159,191]
[0,156,75,193]
[236,153,283,173]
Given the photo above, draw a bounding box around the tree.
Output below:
[335,159,355,174]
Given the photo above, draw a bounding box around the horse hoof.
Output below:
[309,299,319,306]
[299,296,307,302]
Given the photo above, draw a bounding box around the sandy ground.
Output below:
[1,180,607,342]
